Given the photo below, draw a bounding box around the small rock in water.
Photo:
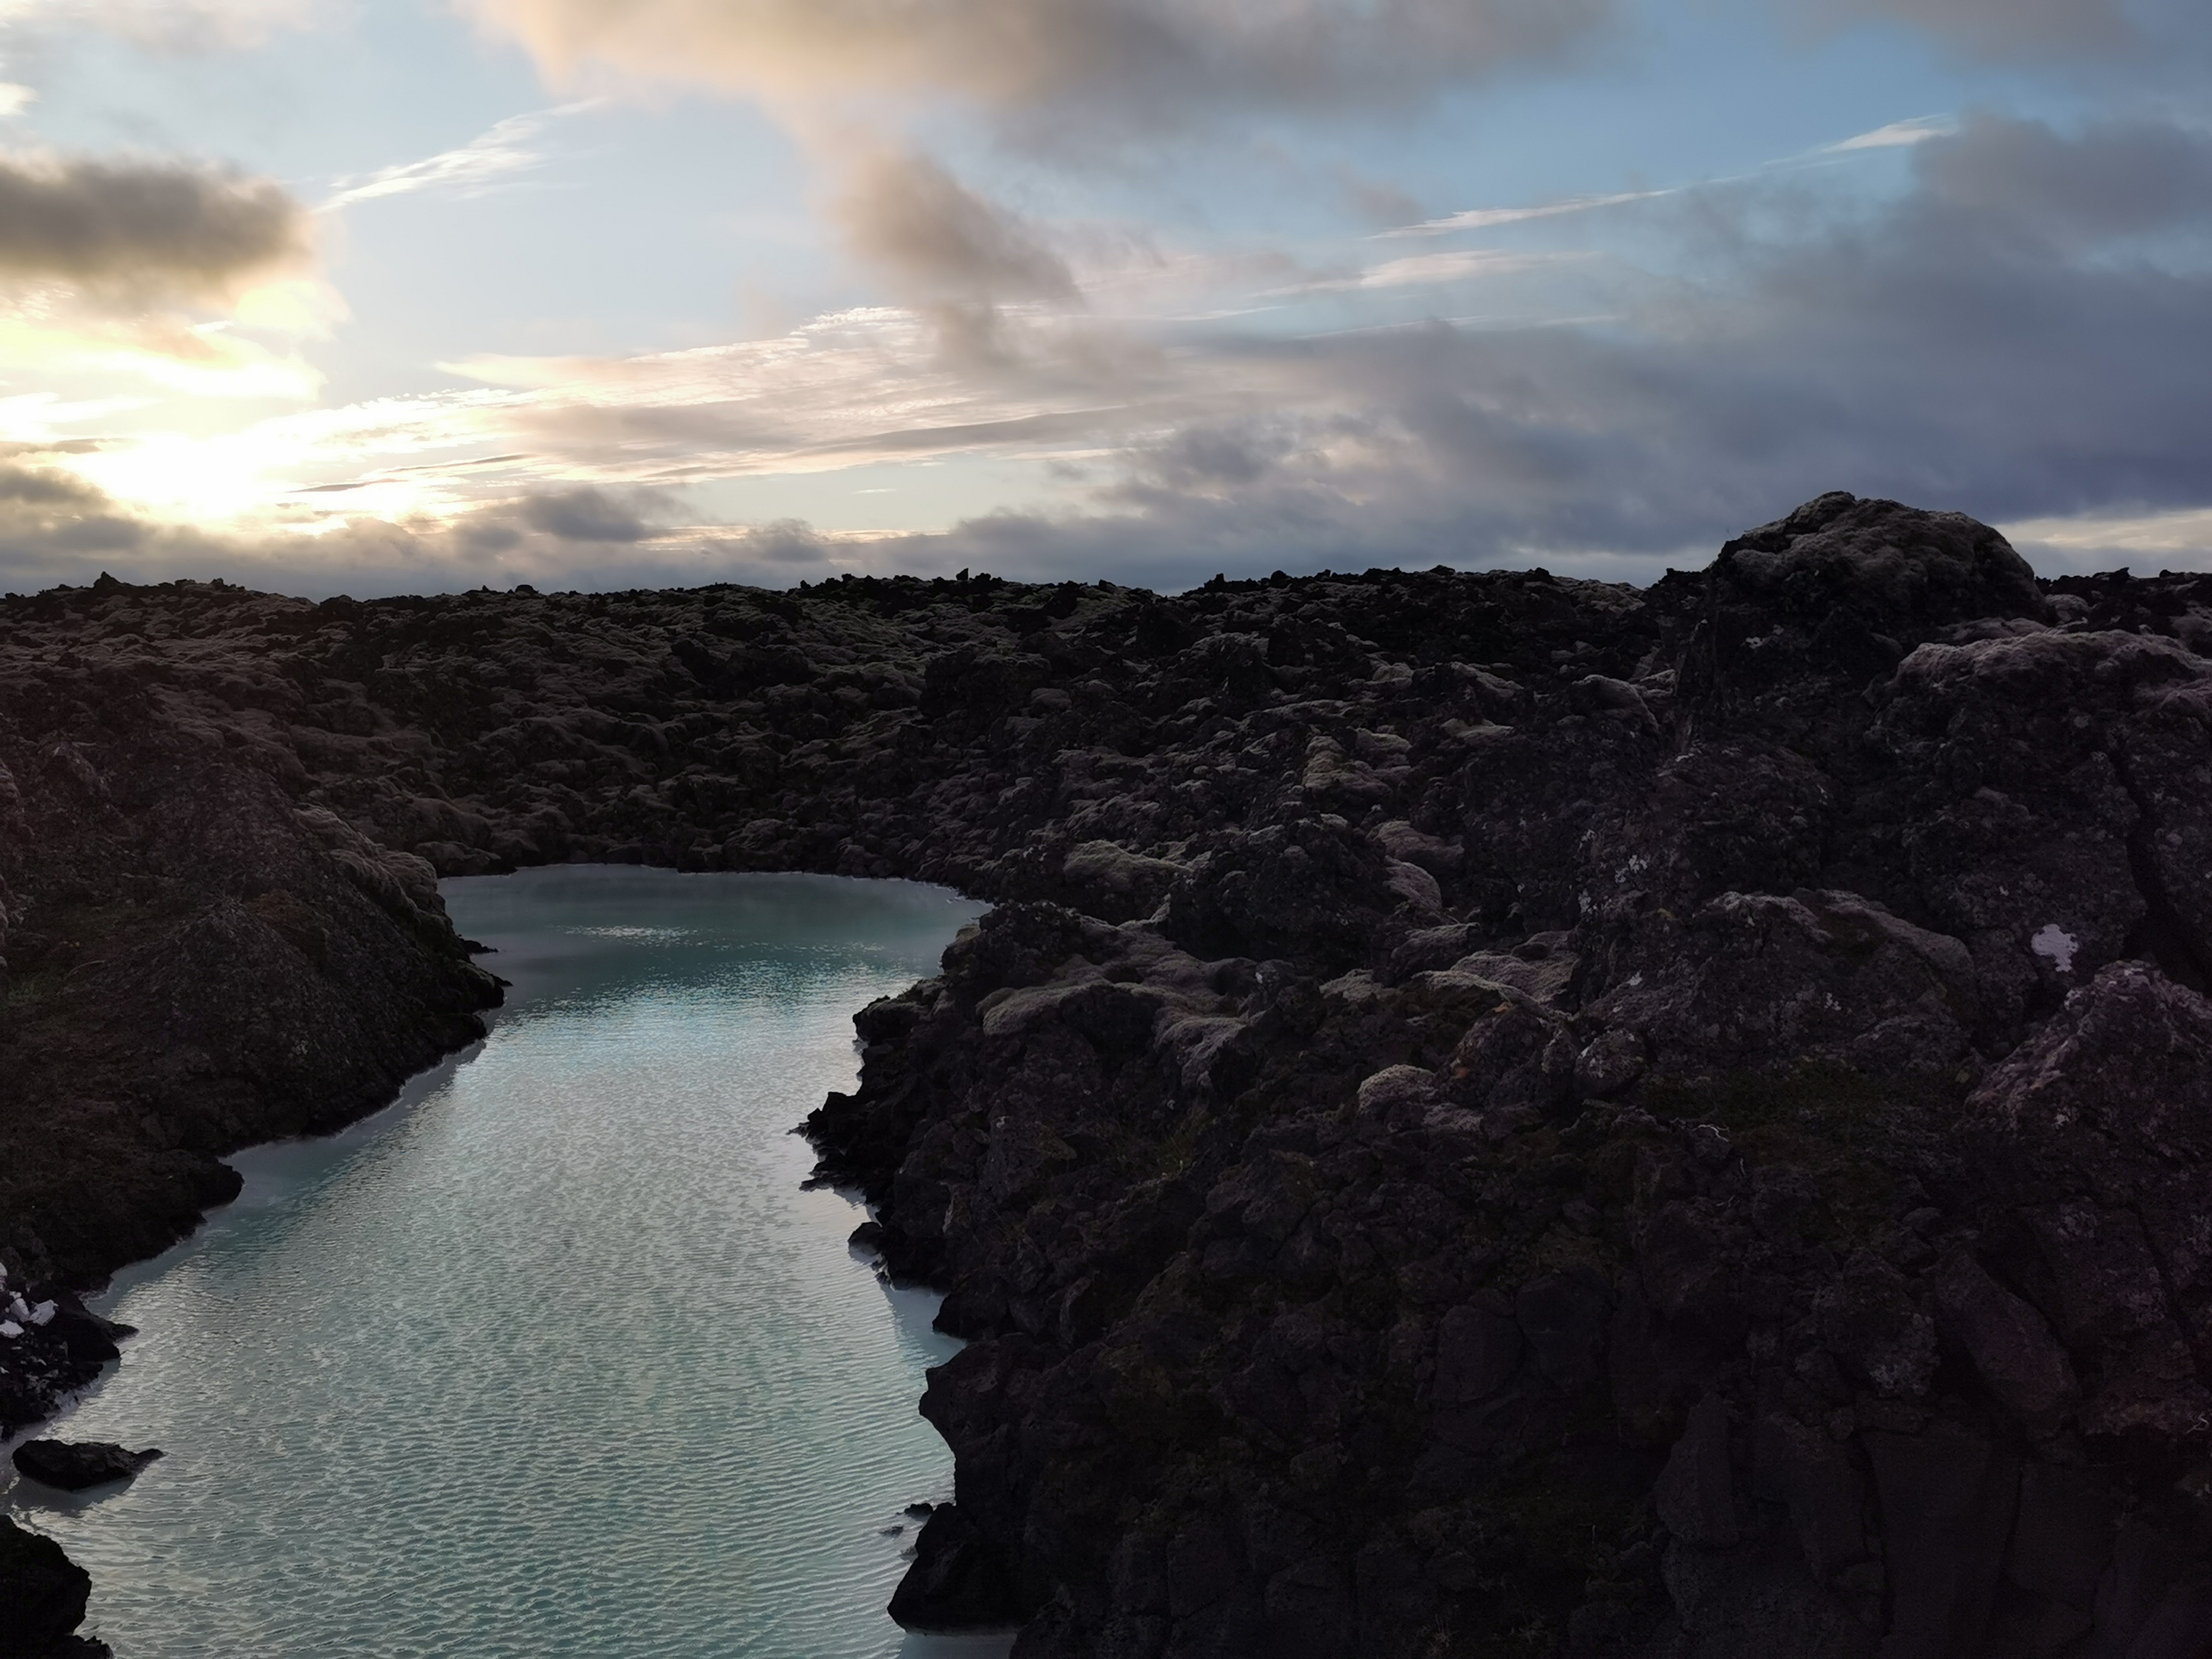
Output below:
[903,1501,935,1519]
[12,1441,164,1491]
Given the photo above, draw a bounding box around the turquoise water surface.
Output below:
[5,868,1008,1659]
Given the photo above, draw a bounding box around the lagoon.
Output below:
[5,868,1004,1659]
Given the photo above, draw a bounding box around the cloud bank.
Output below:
[466,0,1611,129]
[1811,0,2181,61]
[0,4,2204,597]
[4,109,2205,594]
[0,150,309,306]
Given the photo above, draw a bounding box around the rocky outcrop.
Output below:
[12,1440,163,1490]
[0,1261,139,1438]
[0,1515,110,1657]
[0,663,501,1291]
[6,496,2212,1657]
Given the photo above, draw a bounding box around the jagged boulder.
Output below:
[1714,491,2049,640]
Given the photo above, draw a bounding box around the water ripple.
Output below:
[6,870,996,1659]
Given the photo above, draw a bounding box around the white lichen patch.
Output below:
[2031,922,2080,974]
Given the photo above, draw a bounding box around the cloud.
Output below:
[1823,115,1960,152]
[0,455,199,581]
[2002,502,2212,573]
[0,0,320,52]
[517,484,657,543]
[18,112,2212,597]
[1390,188,1674,237]
[463,0,1614,132]
[0,455,103,506]
[0,310,326,397]
[0,150,310,307]
[831,144,1076,307]
[0,464,814,597]
[1912,110,2212,243]
[822,141,1085,360]
[713,516,832,565]
[1335,169,1426,230]
[1799,0,2212,64]
[324,102,598,210]
[1385,118,1982,239]
[782,110,2212,586]
[1808,0,2137,59]
[0,149,324,395]
[1151,115,2212,569]
[1281,248,1577,293]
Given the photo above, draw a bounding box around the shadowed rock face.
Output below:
[7,496,2212,1657]
[0,1515,108,1657]
[1717,492,2051,642]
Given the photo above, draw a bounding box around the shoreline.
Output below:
[10,871,994,1658]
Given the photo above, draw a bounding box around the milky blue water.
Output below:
[4,867,1009,1659]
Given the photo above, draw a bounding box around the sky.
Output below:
[0,0,2205,595]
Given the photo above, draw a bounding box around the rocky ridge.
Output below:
[2,493,2211,1656]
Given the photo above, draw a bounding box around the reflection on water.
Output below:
[5,868,1007,1659]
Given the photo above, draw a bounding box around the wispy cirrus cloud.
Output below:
[1274,247,1579,294]
[1389,188,1674,238]
[1386,118,1966,243]
[1823,114,1962,153]
[324,101,598,210]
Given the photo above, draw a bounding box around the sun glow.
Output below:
[62,431,293,524]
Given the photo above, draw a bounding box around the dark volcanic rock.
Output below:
[13,1439,163,1490]
[0,1515,109,1656]
[888,1502,1019,1630]
[8,495,2212,1657]
[1715,491,2049,642]
[0,1288,128,1439]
